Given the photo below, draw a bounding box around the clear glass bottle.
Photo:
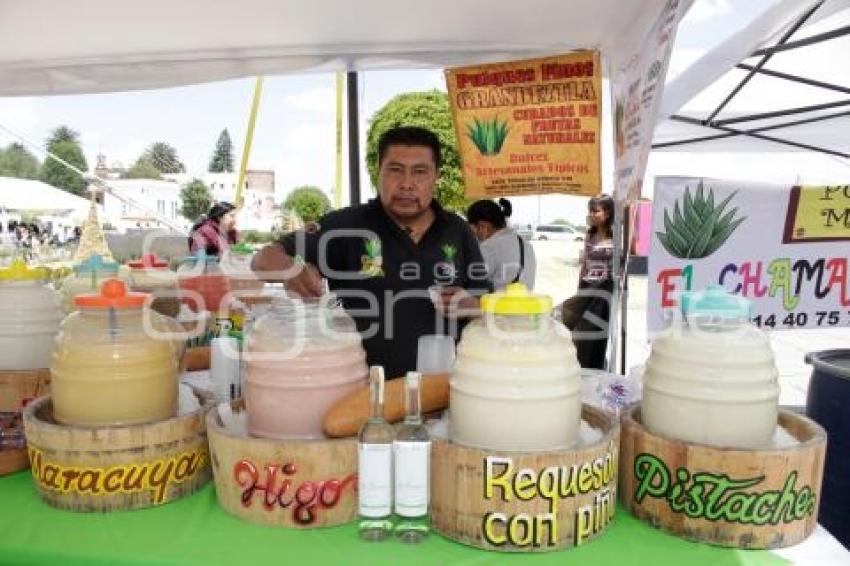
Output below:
[393,371,431,543]
[357,366,395,540]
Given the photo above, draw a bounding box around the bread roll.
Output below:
[322,373,449,438]
[182,346,211,371]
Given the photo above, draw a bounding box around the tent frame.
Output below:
[651,1,850,159]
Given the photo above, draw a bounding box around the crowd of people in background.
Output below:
[0,219,81,260]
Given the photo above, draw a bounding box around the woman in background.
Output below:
[572,194,615,369]
[189,201,238,256]
[466,198,536,290]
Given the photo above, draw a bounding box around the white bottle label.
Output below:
[393,441,431,517]
[358,443,392,518]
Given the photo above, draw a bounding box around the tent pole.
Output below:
[661,114,850,158]
[714,99,850,126]
[654,110,850,150]
[234,76,264,209]
[735,64,850,95]
[608,199,623,374]
[704,1,823,123]
[620,206,630,374]
[347,72,361,206]
[751,23,850,56]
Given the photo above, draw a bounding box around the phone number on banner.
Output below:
[751,310,850,329]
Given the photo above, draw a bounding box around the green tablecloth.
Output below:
[0,471,787,566]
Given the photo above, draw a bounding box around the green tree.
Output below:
[0,143,40,179]
[144,142,185,174]
[123,155,162,179]
[283,186,332,223]
[48,125,80,145]
[365,90,467,214]
[179,178,212,221]
[208,129,235,173]
[40,128,88,196]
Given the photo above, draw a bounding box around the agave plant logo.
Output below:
[466,116,509,155]
[656,181,747,259]
[441,244,457,262]
[359,238,384,277]
[435,244,458,283]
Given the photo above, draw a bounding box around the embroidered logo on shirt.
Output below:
[359,238,385,277]
[434,243,458,284]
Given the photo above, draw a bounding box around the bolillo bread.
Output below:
[322,373,449,438]
[182,346,211,371]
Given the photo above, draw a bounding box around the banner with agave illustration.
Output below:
[445,51,601,198]
[649,176,850,333]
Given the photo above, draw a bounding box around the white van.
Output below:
[533,224,582,241]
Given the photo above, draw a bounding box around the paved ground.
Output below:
[531,240,850,407]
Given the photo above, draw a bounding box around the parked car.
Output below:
[513,223,534,240]
[533,224,583,241]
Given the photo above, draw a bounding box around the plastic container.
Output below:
[59,254,124,313]
[210,336,241,402]
[450,283,582,451]
[416,334,456,374]
[221,243,263,294]
[805,349,850,548]
[177,252,231,313]
[244,296,367,439]
[51,279,184,426]
[127,253,180,318]
[0,260,63,370]
[642,285,779,448]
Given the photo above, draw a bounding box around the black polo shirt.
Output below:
[279,198,491,378]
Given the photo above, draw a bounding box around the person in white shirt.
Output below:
[466,198,536,290]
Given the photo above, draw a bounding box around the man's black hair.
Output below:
[377,126,442,170]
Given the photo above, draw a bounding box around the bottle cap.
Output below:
[128,253,168,269]
[480,283,552,315]
[681,284,751,320]
[74,279,148,309]
[0,259,47,281]
[73,254,119,275]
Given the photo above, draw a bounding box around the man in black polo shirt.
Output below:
[253,126,490,378]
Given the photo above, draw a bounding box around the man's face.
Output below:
[378,144,438,221]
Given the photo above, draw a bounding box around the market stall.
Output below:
[1,0,849,563]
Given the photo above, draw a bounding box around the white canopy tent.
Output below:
[0,177,91,219]
[0,0,672,96]
[648,0,850,190]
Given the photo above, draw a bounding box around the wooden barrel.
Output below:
[0,447,28,476]
[22,389,213,512]
[0,368,51,475]
[432,404,619,552]
[620,405,826,549]
[207,402,357,528]
[0,368,51,412]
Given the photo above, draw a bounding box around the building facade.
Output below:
[98,178,187,232]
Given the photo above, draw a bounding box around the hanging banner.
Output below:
[648,177,850,334]
[613,0,690,205]
[445,51,601,198]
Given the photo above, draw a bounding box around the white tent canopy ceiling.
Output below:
[0,178,91,218]
[0,0,672,96]
[654,0,850,158]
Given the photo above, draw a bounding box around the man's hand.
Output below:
[251,244,324,298]
[432,286,481,319]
